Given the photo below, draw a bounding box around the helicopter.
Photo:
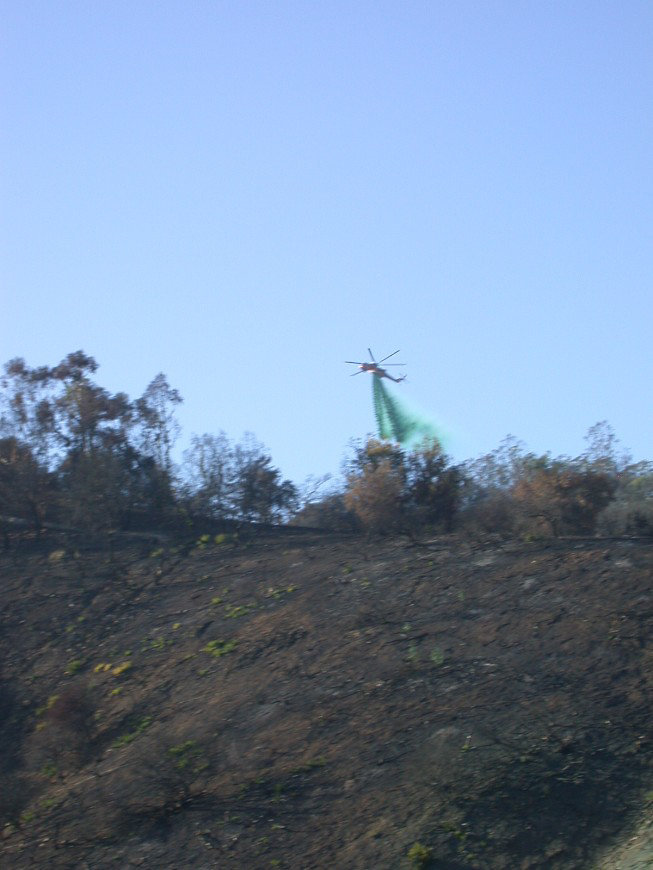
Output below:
[345,348,406,383]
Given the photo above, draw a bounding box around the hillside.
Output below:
[1,529,651,869]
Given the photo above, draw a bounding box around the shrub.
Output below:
[459,490,518,538]
[343,459,405,534]
[27,684,95,773]
[45,684,95,741]
[0,773,32,827]
[342,437,465,535]
[405,443,462,531]
[596,462,653,537]
[408,841,433,868]
[512,464,616,536]
[597,499,653,537]
[291,492,359,531]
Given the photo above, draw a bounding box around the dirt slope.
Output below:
[598,813,652,869]
[1,530,651,869]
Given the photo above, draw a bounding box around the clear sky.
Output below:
[2,1,652,486]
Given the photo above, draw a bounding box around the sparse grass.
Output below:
[40,762,58,779]
[113,715,152,748]
[441,820,477,861]
[407,841,432,868]
[36,694,60,717]
[407,642,419,663]
[94,660,132,677]
[167,739,207,771]
[294,756,327,772]
[265,585,298,600]
[429,647,445,666]
[202,639,238,658]
[142,635,171,651]
[224,602,257,618]
[442,820,467,842]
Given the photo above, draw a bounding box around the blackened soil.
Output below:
[1,530,651,868]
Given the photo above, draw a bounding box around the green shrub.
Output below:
[407,841,432,868]
[202,639,237,658]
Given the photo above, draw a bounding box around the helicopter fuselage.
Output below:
[346,349,406,382]
[358,363,405,382]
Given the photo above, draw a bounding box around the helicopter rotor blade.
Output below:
[350,370,364,376]
[368,348,376,362]
[378,349,400,363]
[345,361,364,365]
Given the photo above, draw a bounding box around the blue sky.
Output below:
[2,1,651,486]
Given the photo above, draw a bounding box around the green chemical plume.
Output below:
[372,375,446,448]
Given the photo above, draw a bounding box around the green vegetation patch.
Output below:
[407,842,433,868]
[113,715,152,748]
[141,634,172,652]
[264,585,298,600]
[202,638,238,658]
[224,602,257,619]
[36,694,60,717]
[167,739,207,772]
[40,762,58,780]
[429,647,445,666]
[293,755,327,774]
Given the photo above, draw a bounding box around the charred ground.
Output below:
[1,528,651,869]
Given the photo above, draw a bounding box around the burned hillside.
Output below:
[1,528,651,868]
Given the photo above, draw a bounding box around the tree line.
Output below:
[295,426,653,539]
[0,351,296,542]
[1,351,651,543]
